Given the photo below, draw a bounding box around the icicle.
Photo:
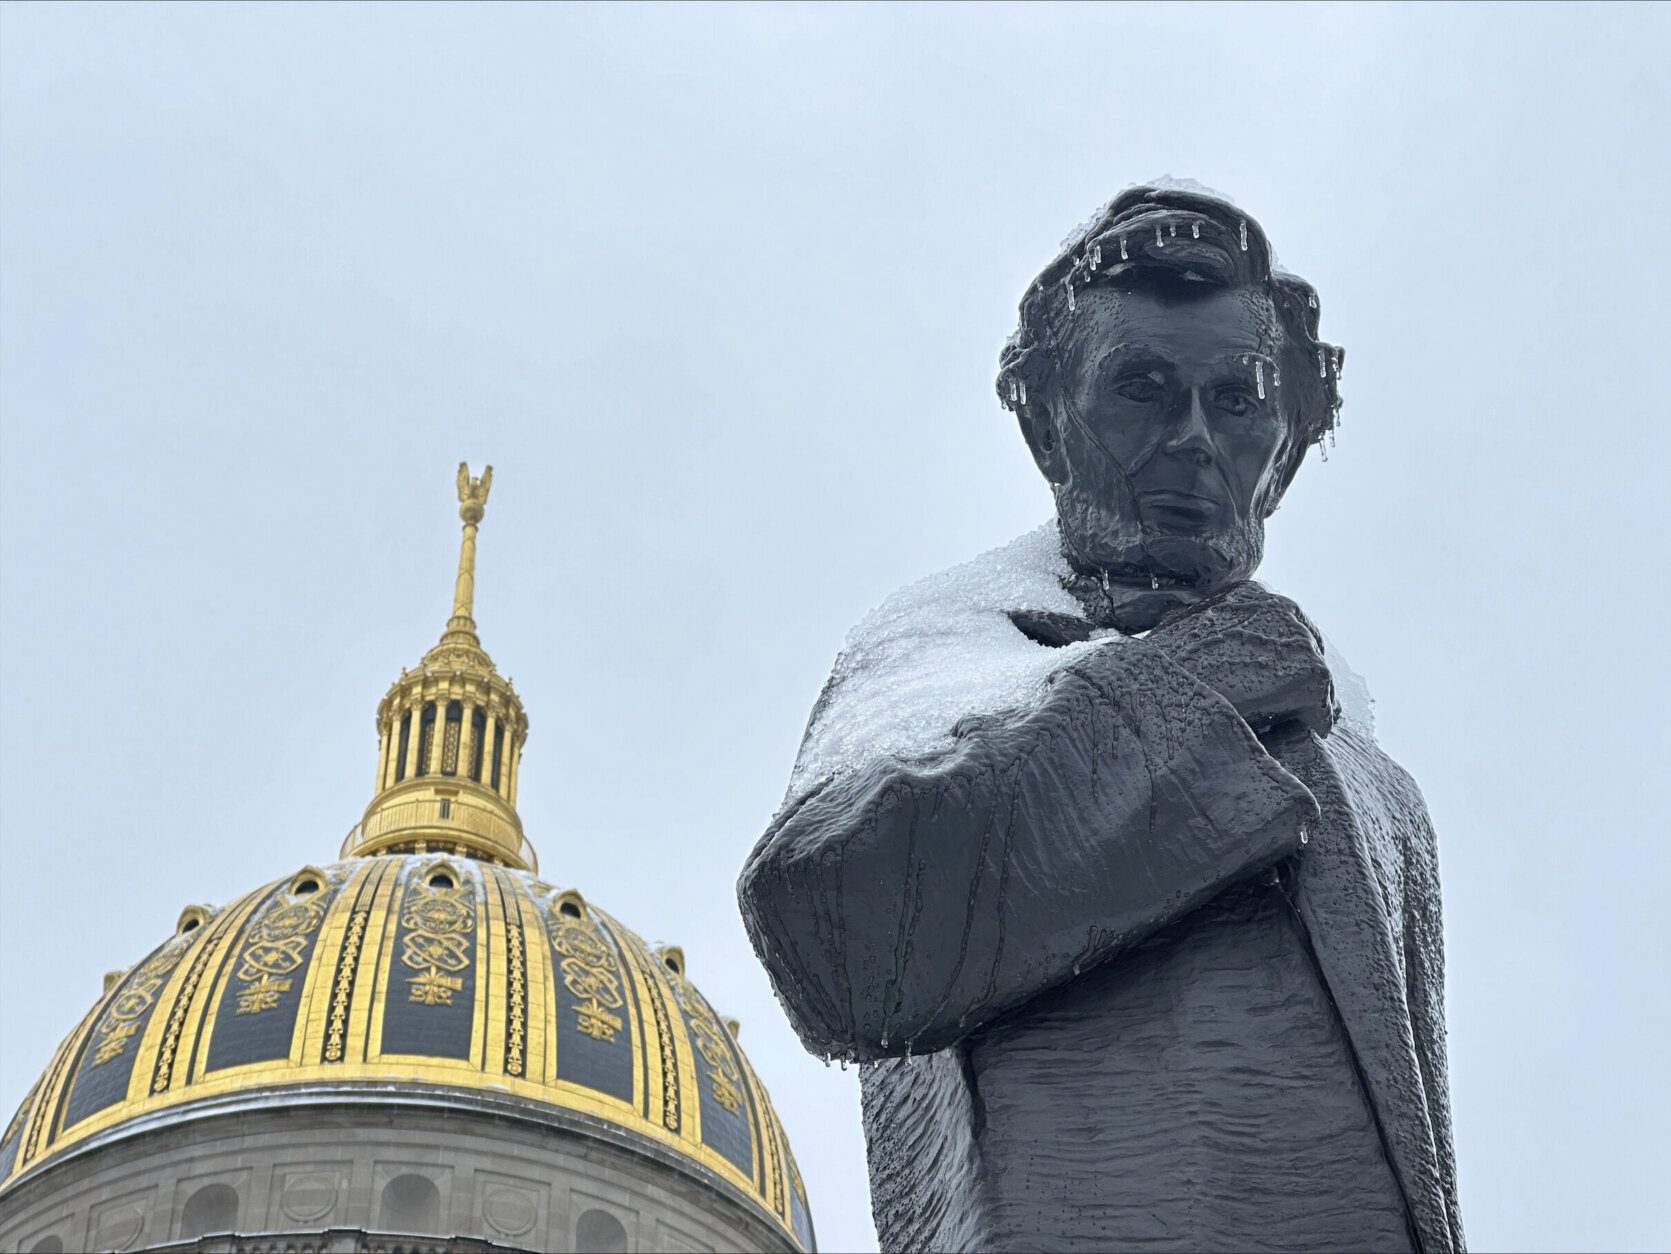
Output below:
[1018,379,1027,404]
[1066,281,1076,313]
[1255,360,1265,399]
[1100,569,1111,593]
[840,1057,848,1071]
[1320,442,1329,463]
[1317,348,1328,378]
[1191,221,1200,239]
[1149,573,1159,590]
[1273,364,1282,389]
[1009,378,1019,403]
[1332,349,1343,377]
[1120,235,1128,260]
[1299,823,1309,846]
[1155,224,1164,248]
[1239,220,1248,251]
[1308,294,1318,309]
[1092,243,1102,269]
[1169,223,1177,237]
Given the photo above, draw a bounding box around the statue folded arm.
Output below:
[738,637,1319,1061]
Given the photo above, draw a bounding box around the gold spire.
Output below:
[443,462,492,647]
[341,463,534,870]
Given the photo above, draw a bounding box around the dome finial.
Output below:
[445,463,493,645]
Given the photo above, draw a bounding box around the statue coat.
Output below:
[738,529,1464,1253]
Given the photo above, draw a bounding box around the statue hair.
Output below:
[996,186,1344,500]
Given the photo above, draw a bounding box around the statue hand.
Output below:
[1147,584,1339,738]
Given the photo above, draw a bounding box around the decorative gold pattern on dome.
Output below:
[547,898,627,1044]
[0,465,814,1253]
[233,892,329,1015]
[669,960,747,1117]
[0,858,811,1250]
[627,933,682,1134]
[325,908,370,1062]
[505,919,527,1076]
[399,871,476,1006]
[90,943,186,1067]
[150,930,224,1094]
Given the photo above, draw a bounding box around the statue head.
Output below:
[997,185,1343,630]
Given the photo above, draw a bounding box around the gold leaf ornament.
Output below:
[546,903,626,1045]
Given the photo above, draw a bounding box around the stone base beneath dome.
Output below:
[0,1087,799,1254]
[135,1232,523,1253]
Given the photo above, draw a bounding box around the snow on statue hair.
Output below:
[996,185,1345,492]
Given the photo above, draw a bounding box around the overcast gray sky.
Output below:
[2,4,1668,1251]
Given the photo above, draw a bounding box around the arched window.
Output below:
[29,1237,64,1253]
[574,1208,629,1253]
[469,708,487,782]
[379,1172,442,1234]
[394,711,412,783]
[415,703,437,777]
[441,701,463,776]
[490,722,505,791]
[180,1182,240,1238]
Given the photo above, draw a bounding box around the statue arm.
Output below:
[737,639,1318,1061]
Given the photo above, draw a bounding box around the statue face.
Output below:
[1031,282,1294,600]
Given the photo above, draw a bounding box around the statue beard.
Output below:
[1050,465,1267,594]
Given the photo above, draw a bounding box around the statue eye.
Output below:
[1213,386,1260,417]
[1113,373,1165,404]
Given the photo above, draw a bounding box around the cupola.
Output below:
[341,463,534,869]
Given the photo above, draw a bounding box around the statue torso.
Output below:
[862,876,1423,1254]
[956,875,1413,1252]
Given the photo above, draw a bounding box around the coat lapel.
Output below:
[1277,730,1458,1253]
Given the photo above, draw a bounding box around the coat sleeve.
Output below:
[737,637,1319,1061]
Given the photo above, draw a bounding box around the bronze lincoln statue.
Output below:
[738,185,1465,1252]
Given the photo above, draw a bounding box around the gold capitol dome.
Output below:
[0,467,814,1254]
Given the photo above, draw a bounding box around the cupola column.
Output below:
[401,700,420,783]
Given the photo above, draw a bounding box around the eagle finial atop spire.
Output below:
[450,463,493,625]
[457,462,492,525]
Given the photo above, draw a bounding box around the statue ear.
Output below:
[1258,430,1309,518]
[1018,397,1070,486]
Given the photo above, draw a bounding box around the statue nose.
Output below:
[1163,391,1215,465]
